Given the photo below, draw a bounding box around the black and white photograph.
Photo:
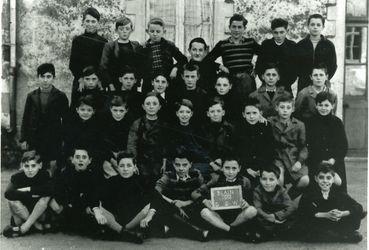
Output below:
[1,0,367,249]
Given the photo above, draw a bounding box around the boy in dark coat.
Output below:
[3,151,52,238]
[69,7,107,105]
[20,63,69,176]
[297,164,364,243]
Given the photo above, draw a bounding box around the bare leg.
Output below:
[49,198,63,214]
[8,200,30,225]
[125,204,150,230]
[48,160,57,177]
[100,207,123,233]
[200,208,230,231]
[20,197,50,233]
[230,206,257,227]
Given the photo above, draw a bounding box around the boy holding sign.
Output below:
[193,156,257,241]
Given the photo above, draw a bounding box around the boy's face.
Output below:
[316,100,334,116]
[176,105,193,125]
[147,24,165,43]
[76,104,94,121]
[83,73,99,90]
[215,77,232,95]
[272,27,287,44]
[38,72,54,89]
[310,69,328,88]
[119,73,137,90]
[116,158,136,178]
[173,158,192,178]
[110,105,128,121]
[142,96,161,116]
[229,20,246,40]
[21,160,42,178]
[315,172,334,192]
[207,103,225,123]
[243,105,261,125]
[72,150,91,172]
[308,18,324,37]
[83,14,99,34]
[262,68,279,87]
[260,171,278,192]
[275,101,294,120]
[152,75,168,94]
[222,160,240,181]
[182,70,199,90]
[189,42,206,62]
[116,23,133,41]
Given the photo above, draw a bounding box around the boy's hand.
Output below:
[247,168,259,178]
[219,65,229,73]
[173,200,191,208]
[93,208,107,225]
[202,199,213,210]
[240,199,249,209]
[291,161,302,172]
[258,115,268,124]
[210,159,222,171]
[20,142,28,151]
[109,84,116,91]
[265,213,276,223]
[140,216,152,228]
[17,187,30,192]
[169,67,178,79]
[178,208,189,219]
[322,158,335,166]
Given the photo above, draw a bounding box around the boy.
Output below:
[296,14,337,92]
[250,63,290,118]
[268,93,309,200]
[3,151,52,237]
[69,7,107,105]
[140,150,209,241]
[255,18,297,93]
[203,14,260,97]
[253,166,295,241]
[232,97,275,187]
[295,63,337,122]
[100,16,145,91]
[141,17,187,93]
[91,152,148,243]
[306,92,347,191]
[298,164,363,242]
[20,63,69,176]
[193,156,257,240]
[50,147,103,235]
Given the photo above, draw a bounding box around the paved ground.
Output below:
[0,159,367,250]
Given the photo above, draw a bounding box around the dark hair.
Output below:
[261,62,280,75]
[216,72,232,84]
[260,166,281,179]
[222,155,241,168]
[181,63,200,76]
[76,95,95,109]
[172,148,193,163]
[308,14,325,26]
[189,37,208,50]
[117,151,136,165]
[118,66,138,78]
[109,95,128,108]
[21,150,41,164]
[81,66,98,78]
[243,97,261,110]
[315,91,335,105]
[207,96,225,109]
[271,18,288,30]
[315,162,335,176]
[151,72,170,82]
[229,14,248,27]
[274,92,294,106]
[37,63,55,78]
[311,63,328,75]
[83,7,101,21]
[175,99,194,112]
[147,17,165,28]
[143,92,161,105]
[72,147,91,158]
[116,16,133,30]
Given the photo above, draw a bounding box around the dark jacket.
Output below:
[70,89,109,116]
[255,38,297,93]
[211,91,243,123]
[176,87,208,125]
[20,86,69,160]
[111,89,144,120]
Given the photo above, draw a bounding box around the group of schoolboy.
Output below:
[3,7,365,244]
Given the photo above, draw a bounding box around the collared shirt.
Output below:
[176,174,191,182]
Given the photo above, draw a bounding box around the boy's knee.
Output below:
[8,200,24,210]
[49,198,63,213]
[299,175,309,187]
[37,197,51,207]
[244,206,257,218]
[200,208,212,219]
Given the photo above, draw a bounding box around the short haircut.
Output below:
[37,63,55,77]
[21,150,41,164]
[229,14,248,27]
[222,155,241,167]
[307,13,325,26]
[315,91,335,105]
[207,96,225,109]
[315,162,335,176]
[243,96,261,111]
[76,95,95,109]
[271,18,288,30]
[144,91,161,105]
[216,72,232,84]
[172,148,193,163]
[189,37,208,50]
[83,7,101,21]
[147,17,165,28]
[116,16,133,29]
[118,66,138,78]
[261,62,280,75]
[109,95,128,108]
[181,63,200,76]
[151,72,170,82]
[311,63,328,75]
[175,99,194,112]
[117,151,136,165]
[81,66,98,78]
[261,166,281,179]
[72,147,91,158]
[274,92,294,106]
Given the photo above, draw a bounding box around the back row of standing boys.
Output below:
[4,7,364,244]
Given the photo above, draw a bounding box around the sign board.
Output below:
[210,185,242,210]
